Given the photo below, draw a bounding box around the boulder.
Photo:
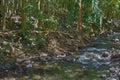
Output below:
[111,53,120,59]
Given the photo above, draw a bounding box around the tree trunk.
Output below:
[76,0,85,46]
[21,0,27,31]
[2,0,6,31]
[77,0,82,32]
[38,0,44,27]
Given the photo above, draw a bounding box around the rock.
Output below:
[108,78,117,80]
[109,67,117,73]
[114,38,119,42]
[102,51,109,57]
[105,67,120,80]
[111,53,120,59]
[40,53,48,57]
[62,56,76,62]
[100,74,107,79]
[39,56,51,63]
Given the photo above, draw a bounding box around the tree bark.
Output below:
[21,0,27,31]
[77,0,82,32]
[2,0,6,31]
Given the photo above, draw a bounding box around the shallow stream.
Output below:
[47,31,120,80]
[31,31,120,80]
[1,31,120,80]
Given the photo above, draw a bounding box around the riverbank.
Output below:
[0,30,120,80]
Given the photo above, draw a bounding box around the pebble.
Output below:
[101,66,120,80]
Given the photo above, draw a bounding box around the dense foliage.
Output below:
[0,0,119,47]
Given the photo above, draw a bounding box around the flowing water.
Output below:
[1,32,120,80]
[34,31,120,80]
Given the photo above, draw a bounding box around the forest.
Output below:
[0,0,120,80]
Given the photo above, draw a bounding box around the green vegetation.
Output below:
[0,0,119,46]
[0,0,120,80]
